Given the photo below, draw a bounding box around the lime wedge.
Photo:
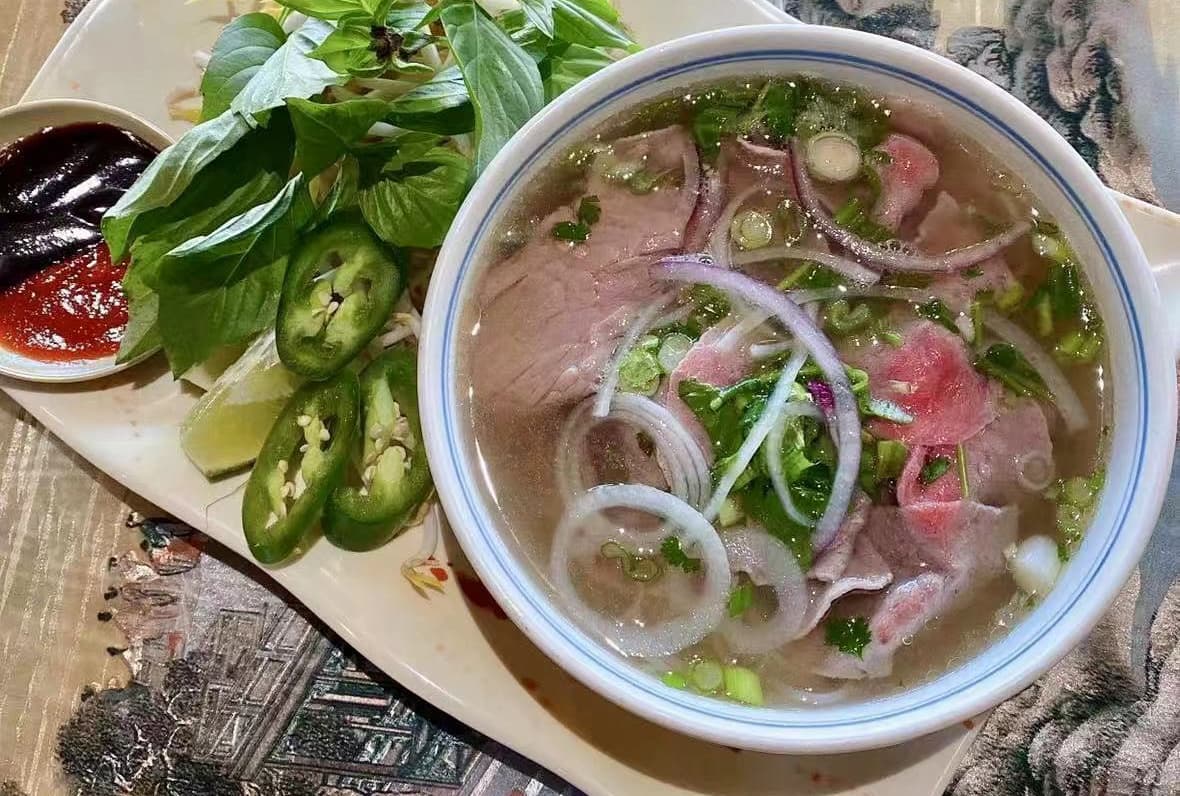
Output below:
[180,332,302,478]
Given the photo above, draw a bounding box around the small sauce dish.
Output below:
[0,98,171,383]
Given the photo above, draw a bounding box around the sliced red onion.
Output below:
[720,528,809,655]
[685,168,724,253]
[790,140,1031,273]
[657,260,861,553]
[703,347,809,522]
[731,246,881,286]
[765,401,825,528]
[594,294,676,418]
[708,184,765,268]
[557,394,712,510]
[549,484,731,658]
[982,310,1089,433]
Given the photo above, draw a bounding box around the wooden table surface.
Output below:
[0,6,149,792]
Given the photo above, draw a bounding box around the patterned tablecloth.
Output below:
[2,1,1180,794]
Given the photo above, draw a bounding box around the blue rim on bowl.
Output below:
[421,25,1174,753]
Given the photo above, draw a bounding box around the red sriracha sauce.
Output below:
[0,243,128,361]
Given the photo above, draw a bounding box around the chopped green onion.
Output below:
[876,439,909,480]
[600,540,663,582]
[1062,476,1096,508]
[826,299,872,334]
[970,300,984,349]
[916,299,958,334]
[864,397,914,424]
[618,343,661,396]
[727,583,755,617]
[879,329,904,347]
[963,265,984,278]
[691,659,724,692]
[956,443,969,499]
[661,670,689,689]
[1032,231,1073,265]
[731,209,774,250]
[776,198,807,244]
[1056,503,1083,538]
[919,456,952,485]
[657,333,694,374]
[1034,291,1054,337]
[600,540,628,561]
[718,496,744,527]
[995,282,1025,312]
[723,665,764,706]
[805,131,862,183]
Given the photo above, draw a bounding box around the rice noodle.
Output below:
[703,348,808,522]
[708,184,765,268]
[982,311,1089,432]
[557,395,711,510]
[765,400,825,527]
[720,528,809,654]
[790,140,1031,273]
[549,485,731,658]
[657,261,861,552]
[593,295,676,418]
[732,246,881,286]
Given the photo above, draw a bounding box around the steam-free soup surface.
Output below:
[463,77,1108,706]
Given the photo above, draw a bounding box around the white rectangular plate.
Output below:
[15,0,1178,792]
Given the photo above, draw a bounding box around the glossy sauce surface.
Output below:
[0,122,155,290]
[0,244,128,361]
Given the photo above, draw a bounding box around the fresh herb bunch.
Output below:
[105,0,634,375]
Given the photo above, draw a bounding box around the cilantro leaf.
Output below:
[824,616,872,658]
[660,536,701,574]
[973,343,1052,401]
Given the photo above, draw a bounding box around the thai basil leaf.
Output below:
[314,156,361,225]
[385,65,475,134]
[385,1,432,28]
[440,0,545,175]
[311,23,385,76]
[544,42,613,102]
[102,112,252,259]
[519,0,556,38]
[359,146,471,248]
[199,13,287,121]
[286,97,390,175]
[740,482,812,568]
[230,18,342,117]
[155,176,315,374]
[118,171,284,362]
[552,0,636,51]
[973,343,1053,401]
[272,0,367,21]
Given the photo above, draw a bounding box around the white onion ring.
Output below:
[593,294,676,418]
[557,395,712,509]
[982,310,1089,433]
[657,260,861,553]
[732,246,881,286]
[703,347,808,521]
[720,528,809,654]
[708,184,766,268]
[790,139,1031,273]
[765,401,826,527]
[549,485,731,658]
[787,284,933,307]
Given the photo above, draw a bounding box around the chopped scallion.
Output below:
[731,209,774,250]
[691,659,724,692]
[727,583,754,617]
[956,443,969,499]
[661,670,689,689]
[876,440,909,480]
[919,456,951,485]
[723,665,764,706]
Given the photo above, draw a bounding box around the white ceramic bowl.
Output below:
[420,25,1179,753]
[0,98,171,382]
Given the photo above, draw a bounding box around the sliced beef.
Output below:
[897,399,1053,507]
[817,501,1018,678]
[663,324,753,460]
[717,138,793,198]
[916,192,1019,313]
[798,495,892,636]
[473,126,700,409]
[870,133,940,231]
[845,320,996,446]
